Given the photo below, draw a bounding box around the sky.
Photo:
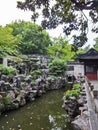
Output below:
[0,0,97,47]
[0,0,63,37]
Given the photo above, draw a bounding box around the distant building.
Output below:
[67,48,98,80]
[67,61,84,78]
[77,48,98,80]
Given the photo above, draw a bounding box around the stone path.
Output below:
[84,80,98,130]
[91,80,98,90]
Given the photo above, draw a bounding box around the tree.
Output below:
[93,38,98,50]
[47,36,75,60]
[7,21,52,54]
[17,0,98,49]
[0,26,20,57]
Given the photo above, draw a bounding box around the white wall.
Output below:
[74,64,84,78]
[3,57,8,67]
[66,64,84,78]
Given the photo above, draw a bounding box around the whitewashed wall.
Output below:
[3,57,8,67]
[2,56,13,67]
[66,64,84,78]
[74,64,84,78]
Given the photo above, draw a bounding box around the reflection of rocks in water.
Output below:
[0,55,67,116]
[49,115,55,123]
[49,114,67,130]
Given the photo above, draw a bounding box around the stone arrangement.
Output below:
[62,78,90,130]
[0,55,66,114]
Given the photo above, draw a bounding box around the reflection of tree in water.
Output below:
[49,114,67,130]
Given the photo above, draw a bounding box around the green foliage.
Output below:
[11,56,22,63]
[0,103,4,111]
[94,38,98,51]
[7,21,52,54]
[30,69,42,80]
[47,37,75,60]
[0,26,20,56]
[0,64,16,75]
[80,77,85,83]
[3,94,19,110]
[17,0,98,47]
[65,83,81,99]
[31,79,36,85]
[48,58,67,76]
[30,69,42,76]
[3,94,12,105]
[73,84,81,90]
[65,89,81,99]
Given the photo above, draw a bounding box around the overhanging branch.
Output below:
[71,0,98,10]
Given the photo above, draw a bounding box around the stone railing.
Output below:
[84,77,98,130]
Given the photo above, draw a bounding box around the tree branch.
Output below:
[71,0,98,10]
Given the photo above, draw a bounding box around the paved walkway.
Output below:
[84,80,98,130]
[90,80,98,90]
[90,80,98,113]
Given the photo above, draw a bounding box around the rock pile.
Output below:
[0,56,66,114]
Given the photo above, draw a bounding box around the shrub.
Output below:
[30,69,42,76]
[3,94,19,110]
[30,69,42,80]
[64,83,82,99]
[3,94,12,105]
[48,58,67,76]
[0,64,16,75]
[11,56,22,63]
[65,89,81,99]
[80,77,85,83]
[31,79,36,85]
[73,84,81,90]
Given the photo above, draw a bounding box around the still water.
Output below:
[0,89,72,130]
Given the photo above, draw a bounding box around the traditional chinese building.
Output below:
[77,48,98,80]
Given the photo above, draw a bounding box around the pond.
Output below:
[0,89,72,130]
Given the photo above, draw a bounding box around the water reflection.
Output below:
[0,89,72,130]
[49,114,67,130]
[49,115,54,123]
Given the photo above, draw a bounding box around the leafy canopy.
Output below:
[17,0,98,49]
[93,38,98,51]
[0,26,20,56]
[47,36,75,60]
[48,58,67,76]
[7,21,52,54]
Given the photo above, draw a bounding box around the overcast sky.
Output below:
[0,0,97,47]
[0,0,32,25]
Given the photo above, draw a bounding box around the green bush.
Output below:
[65,89,81,99]
[0,64,16,75]
[30,69,42,76]
[3,94,19,110]
[31,79,36,85]
[11,56,22,63]
[64,83,82,99]
[73,84,81,90]
[3,94,12,105]
[48,58,67,76]
[30,69,42,80]
[80,77,85,83]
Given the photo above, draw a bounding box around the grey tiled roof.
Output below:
[77,48,98,59]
